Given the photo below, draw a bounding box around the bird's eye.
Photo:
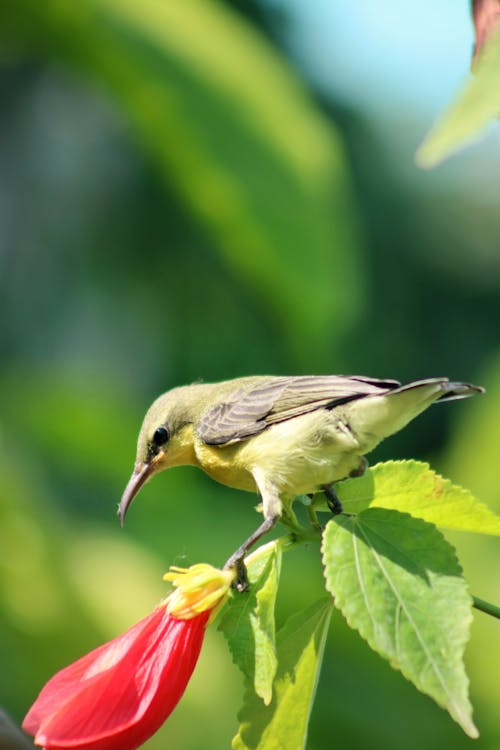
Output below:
[152,426,170,447]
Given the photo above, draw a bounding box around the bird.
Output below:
[119,375,483,587]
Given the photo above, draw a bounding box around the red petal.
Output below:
[23,610,157,736]
[23,607,209,750]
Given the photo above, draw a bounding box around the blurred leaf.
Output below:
[335,460,500,535]
[322,509,477,738]
[232,598,332,750]
[0,367,137,486]
[0,0,363,359]
[219,541,281,706]
[443,355,500,726]
[416,31,500,168]
[64,530,166,634]
[0,459,68,636]
[445,353,500,507]
[0,449,122,712]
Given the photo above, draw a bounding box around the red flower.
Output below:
[472,0,500,66]
[23,564,234,750]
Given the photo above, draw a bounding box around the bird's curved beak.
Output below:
[118,461,155,526]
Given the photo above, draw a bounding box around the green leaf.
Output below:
[322,508,478,737]
[218,541,281,705]
[416,31,500,168]
[233,598,332,750]
[335,460,500,535]
[0,0,363,359]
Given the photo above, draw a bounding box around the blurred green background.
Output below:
[1,0,499,748]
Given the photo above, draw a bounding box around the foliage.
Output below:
[0,0,362,362]
[417,30,500,167]
[323,510,475,737]
[335,460,500,534]
[217,462,499,747]
[231,598,332,750]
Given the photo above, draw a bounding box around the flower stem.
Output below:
[472,595,500,620]
[278,528,321,552]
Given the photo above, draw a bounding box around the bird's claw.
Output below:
[322,484,344,515]
[231,558,250,592]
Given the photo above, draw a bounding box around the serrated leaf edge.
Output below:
[218,542,281,700]
[321,516,478,738]
[339,459,500,536]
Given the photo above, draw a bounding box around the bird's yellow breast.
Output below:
[193,439,258,492]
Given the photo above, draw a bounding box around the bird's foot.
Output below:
[322,484,344,515]
[223,514,279,593]
[223,550,250,592]
[233,559,250,593]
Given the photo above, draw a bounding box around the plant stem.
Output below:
[472,595,500,620]
[278,528,321,552]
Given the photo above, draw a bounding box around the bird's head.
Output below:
[118,384,210,525]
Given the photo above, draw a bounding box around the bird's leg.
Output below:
[280,503,301,531]
[350,456,368,478]
[321,459,368,518]
[303,492,324,529]
[223,514,279,592]
[321,484,343,515]
[307,503,321,530]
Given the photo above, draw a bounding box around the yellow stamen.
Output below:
[164,563,235,620]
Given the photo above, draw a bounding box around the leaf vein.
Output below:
[352,530,379,638]
[356,523,462,717]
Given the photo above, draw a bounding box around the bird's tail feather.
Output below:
[436,381,485,401]
[392,378,484,402]
[346,377,484,448]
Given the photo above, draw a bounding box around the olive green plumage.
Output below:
[119,374,483,568]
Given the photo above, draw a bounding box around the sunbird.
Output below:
[120,375,483,583]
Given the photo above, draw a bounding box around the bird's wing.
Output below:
[197,375,401,445]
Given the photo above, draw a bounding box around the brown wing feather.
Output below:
[197,375,400,445]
